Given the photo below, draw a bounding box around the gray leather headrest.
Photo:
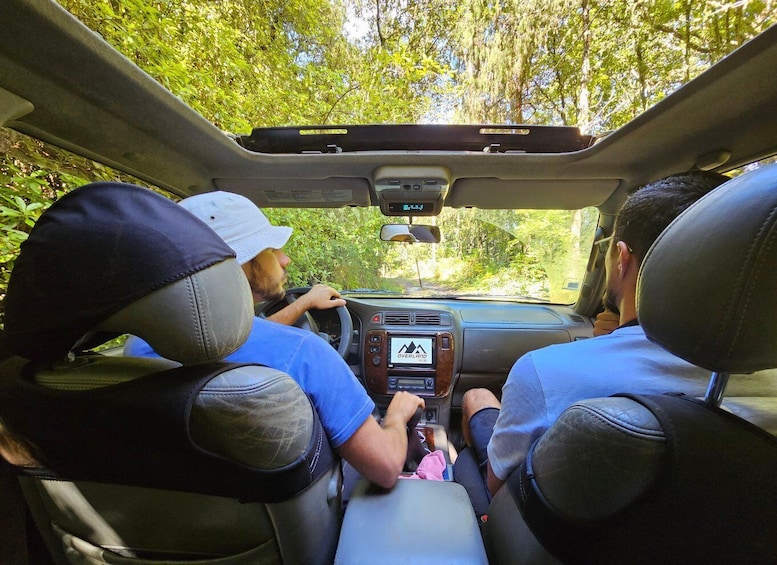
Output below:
[100,258,254,364]
[638,164,777,373]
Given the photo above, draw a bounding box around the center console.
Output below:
[363,330,454,397]
[335,478,488,564]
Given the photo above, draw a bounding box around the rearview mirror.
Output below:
[380,224,441,243]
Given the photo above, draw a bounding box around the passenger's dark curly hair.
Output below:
[613,170,730,264]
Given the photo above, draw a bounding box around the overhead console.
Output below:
[374,166,450,216]
[364,329,454,397]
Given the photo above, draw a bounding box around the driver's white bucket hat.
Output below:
[180,191,292,264]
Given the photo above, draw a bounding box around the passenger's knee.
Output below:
[462,388,500,415]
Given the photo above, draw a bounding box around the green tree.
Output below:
[449,0,777,133]
[264,207,391,289]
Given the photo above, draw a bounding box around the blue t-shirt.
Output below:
[487,325,713,481]
[125,317,375,449]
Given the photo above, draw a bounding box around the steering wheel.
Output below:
[256,287,353,359]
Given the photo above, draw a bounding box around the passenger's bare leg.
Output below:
[461,388,501,447]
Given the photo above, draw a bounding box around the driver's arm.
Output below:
[337,391,425,489]
[267,284,347,325]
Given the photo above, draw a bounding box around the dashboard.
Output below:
[313,297,596,431]
[309,295,777,445]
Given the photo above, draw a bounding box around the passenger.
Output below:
[454,171,729,516]
[126,191,424,489]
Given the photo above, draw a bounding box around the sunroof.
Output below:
[238,124,595,154]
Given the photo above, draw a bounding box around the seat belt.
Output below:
[0,459,29,564]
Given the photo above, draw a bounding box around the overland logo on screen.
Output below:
[397,341,428,360]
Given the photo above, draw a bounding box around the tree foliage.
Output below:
[264,207,391,289]
[450,0,777,132]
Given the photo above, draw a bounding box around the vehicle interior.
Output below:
[2,0,777,563]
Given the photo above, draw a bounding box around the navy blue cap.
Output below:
[5,182,235,362]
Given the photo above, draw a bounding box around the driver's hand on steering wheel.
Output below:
[299,284,347,311]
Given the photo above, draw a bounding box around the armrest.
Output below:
[335,479,487,564]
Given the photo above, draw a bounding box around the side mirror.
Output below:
[380,224,441,243]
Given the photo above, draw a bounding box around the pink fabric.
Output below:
[399,449,447,481]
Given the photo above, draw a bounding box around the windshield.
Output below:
[266,206,598,304]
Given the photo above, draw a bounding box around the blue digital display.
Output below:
[388,202,433,213]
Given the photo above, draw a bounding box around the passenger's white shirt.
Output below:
[488,325,712,481]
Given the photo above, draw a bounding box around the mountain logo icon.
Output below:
[398,342,427,355]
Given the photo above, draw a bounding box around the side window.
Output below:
[0,127,171,334]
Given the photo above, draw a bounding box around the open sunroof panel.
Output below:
[239,124,596,154]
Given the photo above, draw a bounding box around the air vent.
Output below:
[384,312,411,325]
[415,312,442,325]
[569,315,586,324]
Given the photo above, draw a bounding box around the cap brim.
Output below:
[231,225,293,264]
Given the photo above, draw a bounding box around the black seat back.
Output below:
[0,183,343,564]
[486,164,777,563]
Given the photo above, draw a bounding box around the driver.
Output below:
[126,191,424,489]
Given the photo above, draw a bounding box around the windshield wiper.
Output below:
[430,294,551,303]
[341,289,404,295]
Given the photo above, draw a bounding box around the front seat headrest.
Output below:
[99,258,253,364]
[5,182,252,363]
[638,164,777,373]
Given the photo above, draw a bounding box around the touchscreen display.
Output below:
[388,336,434,366]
